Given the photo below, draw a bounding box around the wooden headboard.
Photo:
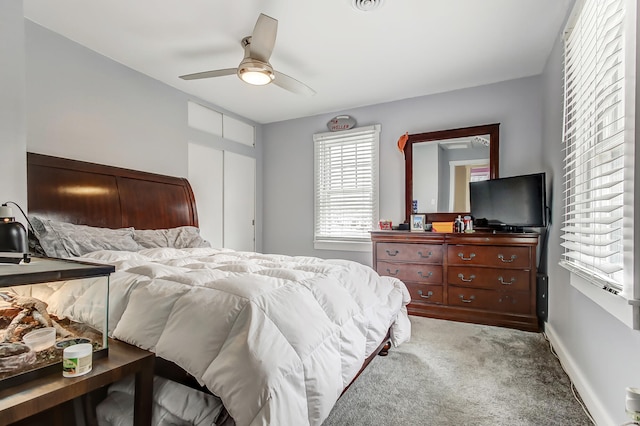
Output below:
[27,152,199,230]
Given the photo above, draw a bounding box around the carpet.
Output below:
[323,316,592,426]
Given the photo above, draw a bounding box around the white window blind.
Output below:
[560,0,634,297]
[313,125,380,248]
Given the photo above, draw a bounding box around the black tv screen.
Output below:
[469,173,547,229]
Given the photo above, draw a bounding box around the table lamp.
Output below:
[0,203,30,264]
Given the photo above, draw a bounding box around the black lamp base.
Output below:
[0,220,29,264]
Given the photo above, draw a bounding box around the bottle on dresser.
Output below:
[454,215,463,233]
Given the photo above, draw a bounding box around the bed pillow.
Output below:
[29,216,139,258]
[133,226,211,249]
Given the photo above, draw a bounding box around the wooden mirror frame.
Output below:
[404,123,500,223]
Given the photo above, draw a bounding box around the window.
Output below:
[560,0,637,327]
[313,125,380,251]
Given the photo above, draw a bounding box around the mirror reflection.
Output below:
[404,123,499,222]
[412,135,490,213]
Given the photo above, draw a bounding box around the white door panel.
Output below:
[224,152,255,251]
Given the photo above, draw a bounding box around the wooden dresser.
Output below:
[371,230,539,331]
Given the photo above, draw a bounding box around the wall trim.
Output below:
[545,323,615,426]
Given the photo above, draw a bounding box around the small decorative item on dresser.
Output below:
[454,215,463,232]
[463,215,474,232]
[432,221,454,233]
[378,219,392,230]
[410,214,426,232]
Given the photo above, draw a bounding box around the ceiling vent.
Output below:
[352,0,384,12]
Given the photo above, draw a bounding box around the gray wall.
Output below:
[263,76,543,265]
[540,8,640,425]
[23,20,264,251]
[0,3,27,216]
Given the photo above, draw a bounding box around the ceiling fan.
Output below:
[179,13,315,96]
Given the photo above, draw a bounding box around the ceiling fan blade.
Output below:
[249,13,277,63]
[273,71,316,96]
[179,68,236,80]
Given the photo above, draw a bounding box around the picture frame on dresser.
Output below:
[410,214,426,231]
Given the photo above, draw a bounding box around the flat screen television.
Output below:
[469,172,547,231]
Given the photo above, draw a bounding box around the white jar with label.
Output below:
[62,343,93,377]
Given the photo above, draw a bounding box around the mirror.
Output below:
[404,123,499,222]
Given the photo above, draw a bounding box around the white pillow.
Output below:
[133,226,210,249]
[29,216,139,258]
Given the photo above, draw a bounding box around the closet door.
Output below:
[188,143,223,248]
[223,151,256,251]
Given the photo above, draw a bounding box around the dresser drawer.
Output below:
[376,243,443,263]
[447,245,531,268]
[377,261,443,284]
[448,267,531,291]
[447,287,531,314]
[405,283,443,304]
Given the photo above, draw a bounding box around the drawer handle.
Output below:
[417,290,433,299]
[386,268,400,276]
[459,294,476,303]
[418,271,433,279]
[457,252,476,261]
[499,295,518,304]
[457,273,476,282]
[498,254,517,263]
[385,249,399,257]
[498,276,516,285]
[418,251,432,259]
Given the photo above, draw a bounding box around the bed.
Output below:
[25,152,411,426]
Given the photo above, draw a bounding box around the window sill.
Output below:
[568,271,639,330]
[314,240,371,252]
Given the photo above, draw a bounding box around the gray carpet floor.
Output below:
[323,316,593,426]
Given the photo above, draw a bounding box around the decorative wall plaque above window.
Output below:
[327,115,356,132]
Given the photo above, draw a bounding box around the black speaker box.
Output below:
[537,273,548,325]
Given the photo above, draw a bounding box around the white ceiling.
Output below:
[23,0,573,124]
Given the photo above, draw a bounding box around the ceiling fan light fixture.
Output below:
[237,59,275,86]
[239,69,273,85]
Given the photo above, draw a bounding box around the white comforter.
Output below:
[37,247,411,426]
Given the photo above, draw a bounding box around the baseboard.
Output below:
[544,323,615,426]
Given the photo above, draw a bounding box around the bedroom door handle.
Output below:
[457,252,476,261]
[498,276,516,285]
[386,268,400,276]
[498,254,517,263]
[458,295,476,303]
[457,273,475,282]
